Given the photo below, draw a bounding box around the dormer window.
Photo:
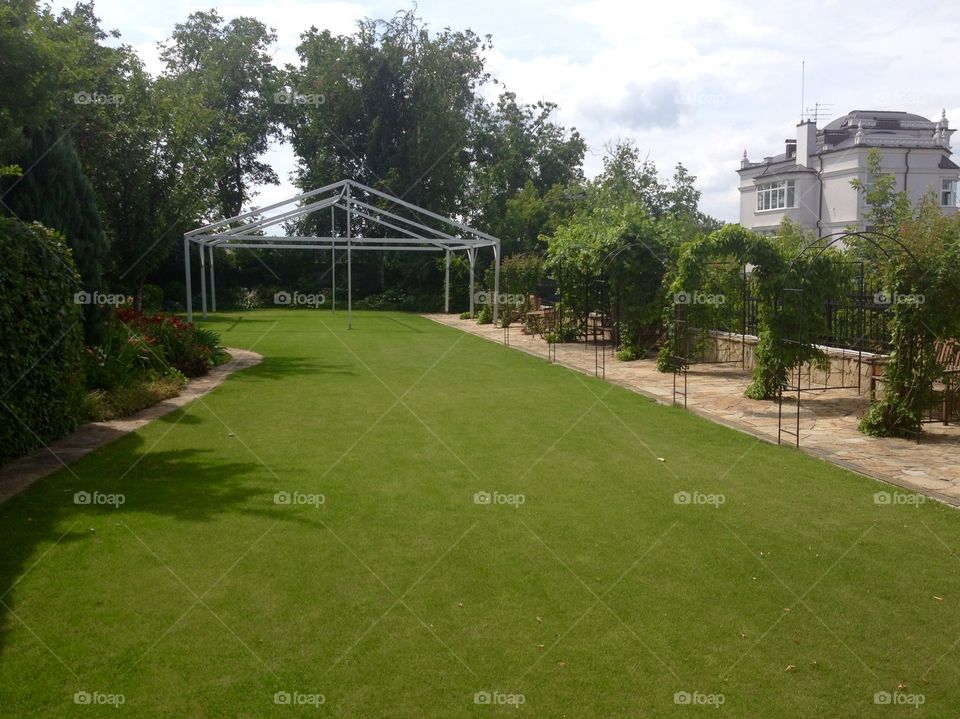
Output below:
[756,179,797,211]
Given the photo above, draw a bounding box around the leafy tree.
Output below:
[482,252,545,304]
[29,7,193,308]
[770,216,816,256]
[1,123,108,337]
[10,4,214,309]
[286,9,492,296]
[594,140,667,213]
[159,10,284,220]
[288,9,487,210]
[666,162,722,234]
[469,92,585,251]
[99,72,208,309]
[546,199,672,349]
[540,143,722,353]
[850,148,912,233]
[499,181,583,253]
[0,0,61,169]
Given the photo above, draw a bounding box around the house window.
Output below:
[756,179,797,211]
[942,178,958,207]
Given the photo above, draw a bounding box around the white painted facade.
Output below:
[737,111,959,235]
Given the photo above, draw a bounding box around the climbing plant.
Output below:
[844,151,960,437]
[858,197,960,437]
[657,224,848,400]
[483,252,545,305]
[546,200,675,349]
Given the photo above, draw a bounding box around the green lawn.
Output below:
[1,309,958,716]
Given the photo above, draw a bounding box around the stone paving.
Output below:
[424,314,960,507]
[0,348,262,504]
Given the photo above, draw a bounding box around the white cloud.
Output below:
[480,0,959,221]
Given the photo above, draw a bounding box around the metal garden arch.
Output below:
[776,229,926,446]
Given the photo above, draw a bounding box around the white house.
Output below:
[737,110,959,236]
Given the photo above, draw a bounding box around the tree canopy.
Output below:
[0,2,721,311]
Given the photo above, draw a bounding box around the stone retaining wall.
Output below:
[697,331,886,395]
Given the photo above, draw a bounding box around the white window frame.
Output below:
[941,178,958,208]
[756,179,797,212]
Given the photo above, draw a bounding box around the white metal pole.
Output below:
[209,244,216,313]
[468,248,476,318]
[346,184,352,330]
[331,205,336,315]
[492,243,500,324]
[444,249,451,313]
[184,236,193,322]
[199,242,208,319]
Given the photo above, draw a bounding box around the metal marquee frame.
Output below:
[184,179,502,327]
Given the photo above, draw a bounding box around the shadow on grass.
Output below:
[194,313,276,328]
[0,426,279,665]
[240,356,356,381]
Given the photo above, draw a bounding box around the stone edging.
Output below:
[0,348,263,504]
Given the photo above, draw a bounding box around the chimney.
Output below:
[796,120,817,168]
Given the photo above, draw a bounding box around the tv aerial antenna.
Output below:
[802,102,834,124]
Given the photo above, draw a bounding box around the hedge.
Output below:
[0,217,85,464]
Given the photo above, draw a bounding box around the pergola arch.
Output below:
[664,225,783,405]
[184,179,502,327]
[785,230,922,274]
[775,229,929,445]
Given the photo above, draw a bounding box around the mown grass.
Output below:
[1,309,958,717]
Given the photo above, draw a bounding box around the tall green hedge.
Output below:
[0,217,85,464]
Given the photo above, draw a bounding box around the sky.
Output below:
[53,0,960,223]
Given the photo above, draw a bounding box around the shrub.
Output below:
[83,372,186,422]
[164,280,186,310]
[354,289,442,312]
[233,287,263,310]
[355,288,408,310]
[141,284,164,311]
[546,324,577,343]
[616,345,642,362]
[114,309,229,377]
[476,304,493,324]
[459,311,472,320]
[82,320,164,391]
[484,253,545,303]
[0,218,85,464]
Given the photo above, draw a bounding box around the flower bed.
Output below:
[82,311,229,421]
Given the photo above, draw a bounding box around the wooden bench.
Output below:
[870,339,960,424]
[933,340,960,424]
